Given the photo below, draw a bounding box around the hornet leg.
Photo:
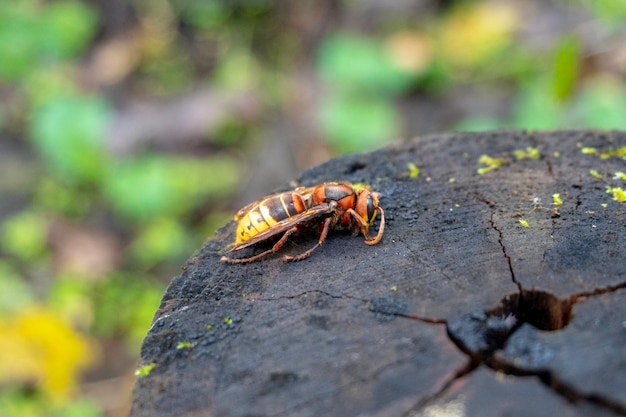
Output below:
[283,217,332,262]
[220,227,299,264]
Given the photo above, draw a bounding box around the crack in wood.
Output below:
[254,289,448,325]
[569,282,626,304]
[251,289,365,303]
[477,196,524,294]
[490,356,626,416]
[401,359,477,417]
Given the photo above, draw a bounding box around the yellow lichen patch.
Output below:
[407,162,420,179]
[613,171,626,181]
[477,155,506,175]
[448,177,456,183]
[390,285,397,292]
[223,317,234,325]
[601,203,608,208]
[600,147,626,159]
[552,193,563,207]
[350,182,371,192]
[606,186,626,203]
[135,363,156,378]
[590,169,603,179]
[581,146,626,159]
[518,219,529,228]
[0,306,94,402]
[176,341,192,350]
[553,151,560,158]
[513,147,540,160]
[206,324,214,331]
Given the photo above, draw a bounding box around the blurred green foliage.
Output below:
[579,0,626,26]
[102,156,238,221]
[0,0,625,416]
[316,34,413,152]
[319,93,399,153]
[31,97,111,182]
[0,1,97,80]
[317,34,414,93]
[0,261,34,313]
[1,211,49,261]
[552,36,580,101]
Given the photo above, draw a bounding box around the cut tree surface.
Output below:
[132,131,626,417]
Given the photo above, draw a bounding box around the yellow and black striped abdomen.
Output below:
[235,192,307,245]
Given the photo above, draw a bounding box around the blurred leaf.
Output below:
[34,178,92,217]
[1,211,48,261]
[212,49,260,92]
[573,77,626,129]
[319,93,396,153]
[512,78,563,130]
[0,388,101,417]
[30,96,111,182]
[176,1,229,30]
[141,49,193,95]
[53,397,102,417]
[0,261,34,314]
[24,67,79,109]
[576,0,626,27]
[0,306,94,402]
[102,155,240,221]
[48,277,94,331]
[0,2,40,80]
[0,387,43,417]
[317,33,414,94]
[40,0,98,58]
[438,1,519,70]
[0,1,97,81]
[130,217,192,267]
[212,117,253,146]
[552,36,580,100]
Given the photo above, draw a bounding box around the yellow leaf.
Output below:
[0,306,94,402]
[439,1,519,68]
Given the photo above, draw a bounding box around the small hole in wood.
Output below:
[489,289,573,331]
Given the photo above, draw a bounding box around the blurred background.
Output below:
[0,0,625,415]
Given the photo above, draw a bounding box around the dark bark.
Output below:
[132,130,626,417]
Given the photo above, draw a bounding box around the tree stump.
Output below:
[132,131,626,417]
